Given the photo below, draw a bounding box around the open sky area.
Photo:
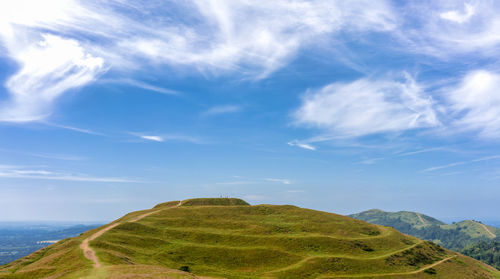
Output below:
[1,0,500,222]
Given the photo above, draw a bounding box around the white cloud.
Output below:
[0,34,105,122]
[0,0,397,123]
[287,140,316,151]
[399,1,500,56]
[446,70,500,139]
[133,133,205,144]
[204,105,241,115]
[440,3,476,23]
[294,74,439,138]
[140,135,164,142]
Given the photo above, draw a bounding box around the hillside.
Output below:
[350,209,500,250]
[350,209,445,229]
[462,241,500,270]
[0,198,498,279]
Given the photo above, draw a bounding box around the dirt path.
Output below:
[80,223,121,268]
[323,256,455,278]
[266,241,425,275]
[478,223,496,238]
[416,213,426,226]
[80,201,182,268]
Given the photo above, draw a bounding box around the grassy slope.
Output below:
[350,210,500,240]
[445,220,500,239]
[350,210,445,229]
[1,199,499,279]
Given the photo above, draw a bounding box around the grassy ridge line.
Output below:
[321,256,456,278]
[478,223,497,238]
[265,240,425,275]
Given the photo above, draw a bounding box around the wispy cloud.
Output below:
[472,155,500,162]
[287,140,316,151]
[0,0,397,123]
[203,105,241,116]
[265,178,292,185]
[132,133,205,144]
[421,162,466,173]
[293,73,439,138]
[0,34,106,122]
[446,70,500,139]
[440,3,476,24]
[397,147,451,157]
[100,78,179,95]
[139,135,164,142]
[0,149,86,161]
[422,154,500,173]
[0,165,138,183]
[42,122,104,136]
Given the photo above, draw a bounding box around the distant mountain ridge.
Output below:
[350,208,500,269]
[1,198,498,278]
[350,209,446,228]
[350,209,500,249]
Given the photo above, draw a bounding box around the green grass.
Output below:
[181,197,250,206]
[350,209,445,229]
[1,198,499,279]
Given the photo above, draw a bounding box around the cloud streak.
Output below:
[421,161,466,173]
[0,165,138,183]
[287,140,316,151]
[139,135,164,142]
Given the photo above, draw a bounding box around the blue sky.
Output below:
[1,0,500,222]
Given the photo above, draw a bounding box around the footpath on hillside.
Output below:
[478,223,497,238]
[80,201,182,268]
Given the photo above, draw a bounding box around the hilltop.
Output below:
[1,198,498,279]
[350,209,445,229]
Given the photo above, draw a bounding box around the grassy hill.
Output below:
[350,209,500,270]
[1,198,498,279]
[350,209,500,249]
[350,209,446,229]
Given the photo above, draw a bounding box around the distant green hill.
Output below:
[350,209,500,249]
[350,209,500,270]
[1,198,498,278]
[350,209,446,229]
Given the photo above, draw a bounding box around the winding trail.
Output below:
[80,201,182,268]
[416,213,426,226]
[322,256,456,278]
[478,223,496,238]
